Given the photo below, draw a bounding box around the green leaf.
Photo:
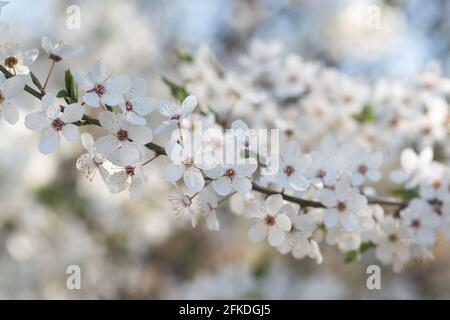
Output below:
[352,104,376,123]
[393,186,419,201]
[175,48,194,63]
[345,241,375,263]
[162,77,189,102]
[345,250,358,263]
[56,89,69,98]
[30,72,43,90]
[64,69,78,102]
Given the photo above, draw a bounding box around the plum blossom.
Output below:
[274,141,311,192]
[165,138,206,193]
[400,199,440,246]
[348,148,383,186]
[316,176,368,232]
[248,194,292,247]
[25,94,84,154]
[76,133,110,183]
[168,188,198,227]
[156,95,197,133]
[199,187,220,231]
[206,160,258,196]
[374,217,411,272]
[107,160,147,200]
[95,111,153,166]
[0,44,39,75]
[41,37,85,62]
[74,60,131,108]
[0,73,24,124]
[119,77,168,125]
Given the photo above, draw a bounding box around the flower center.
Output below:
[88,84,106,97]
[49,53,63,62]
[388,234,398,243]
[225,168,235,178]
[432,179,442,190]
[116,129,129,141]
[264,215,276,226]
[337,202,347,212]
[358,164,368,175]
[0,91,4,104]
[316,169,326,179]
[125,100,133,112]
[125,166,135,176]
[411,219,421,229]
[283,165,295,177]
[5,56,18,68]
[170,113,181,121]
[51,118,65,131]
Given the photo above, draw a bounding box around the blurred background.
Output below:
[1,0,450,299]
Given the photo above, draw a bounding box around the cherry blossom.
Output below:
[25,94,84,154]
[74,60,131,108]
[0,44,39,75]
[0,73,25,124]
[41,37,85,62]
[95,111,153,165]
[248,194,292,247]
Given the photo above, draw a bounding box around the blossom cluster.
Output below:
[1,1,450,273]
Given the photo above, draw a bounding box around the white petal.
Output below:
[184,167,205,192]
[265,194,284,213]
[129,77,148,97]
[366,170,381,182]
[323,210,339,228]
[107,171,129,193]
[275,214,291,232]
[39,130,60,154]
[165,163,185,182]
[81,132,95,153]
[125,111,146,126]
[105,75,131,95]
[133,97,168,116]
[98,111,121,133]
[119,142,140,165]
[129,177,144,200]
[128,125,153,145]
[101,93,124,106]
[95,135,118,157]
[268,228,286,247]
[62,123,79,142]
[317,189,337,208]
[213,176,232,195]
[81,92,100,108]
[340,214,359,232]
[232,176,252,194]
[248,222,268,243]
[180,95,197,118]
[2,102,19,124]
[2,76,25,98]
[62,103,84,123]
[25,111,50,132]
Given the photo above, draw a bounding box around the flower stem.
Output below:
[42,60,56,92]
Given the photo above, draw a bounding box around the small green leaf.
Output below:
[345,241,375,263]
[352,104,376,123]
[65,69,78,102]
[345,250,358,263]
[30,72,43,90]
[393,186,419,201]
[162,77,189,102]
[56,89,69,98]
[175,48,194,63]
